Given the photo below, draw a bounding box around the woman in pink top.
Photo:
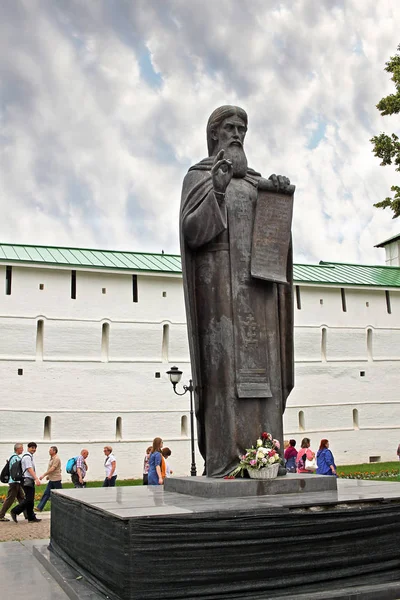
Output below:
[297,437,315,473]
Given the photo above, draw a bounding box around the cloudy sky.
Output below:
[1,0,400,265]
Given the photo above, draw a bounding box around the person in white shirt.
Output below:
[103,446,117,487]
[10,442,41,523]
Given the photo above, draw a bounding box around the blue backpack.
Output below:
[66,457,77,474]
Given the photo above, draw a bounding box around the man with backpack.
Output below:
[10,442,41,523]
[0,443,26,522]
[71,449,89,488]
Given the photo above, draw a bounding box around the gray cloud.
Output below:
[0,0,399,264]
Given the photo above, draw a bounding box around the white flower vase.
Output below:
[248,463,280,479]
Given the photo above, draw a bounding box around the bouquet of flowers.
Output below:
[231,432,282,478]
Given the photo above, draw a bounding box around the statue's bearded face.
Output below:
[213,116,248,178]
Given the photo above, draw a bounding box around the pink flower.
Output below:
[250,459,257,466]
[273,439,280,449]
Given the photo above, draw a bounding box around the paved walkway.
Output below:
[0,510,51,542]
[0,538,69,599]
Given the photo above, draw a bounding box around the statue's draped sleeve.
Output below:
[180,168,226,460]
[181,171,227,249]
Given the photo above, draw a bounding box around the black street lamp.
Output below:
[166,366,197,476]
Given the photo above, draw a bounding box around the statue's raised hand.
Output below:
[269,174,290,192]
[211,149,233,195]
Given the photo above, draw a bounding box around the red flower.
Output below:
[261,432,268,439]
[268,450,276,457]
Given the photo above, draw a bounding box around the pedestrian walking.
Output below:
[148,437,164,486]
[35,446,62,512]
[103,446,117,487]
[0,443,26,522]
[71,449,89,488]
[10,442,41,523]
[143,446,152,485]
[161,447,173,477]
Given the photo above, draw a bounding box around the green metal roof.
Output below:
[0,243,400,287]
[0,243,181,274]
[293,261,400,288]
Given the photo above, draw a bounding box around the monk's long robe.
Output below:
[180,158,293,477]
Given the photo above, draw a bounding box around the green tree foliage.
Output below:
[371,44,400,218]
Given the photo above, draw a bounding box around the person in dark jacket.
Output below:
[316,439,337,476]
[284,439,297,473]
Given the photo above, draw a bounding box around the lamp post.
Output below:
[166,366,197,476]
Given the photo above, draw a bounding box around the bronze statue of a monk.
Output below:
[180,105,294,477]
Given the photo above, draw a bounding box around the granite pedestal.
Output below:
[164,472,337,497]
[37,480,400,600]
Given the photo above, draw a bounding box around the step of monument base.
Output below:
[34,544,400,600]
[164,472,337,497]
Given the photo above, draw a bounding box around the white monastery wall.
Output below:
[1,262,400,478]
[0,266,185,321]
[0,317,37,359]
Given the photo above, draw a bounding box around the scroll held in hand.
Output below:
[251,189,294,284]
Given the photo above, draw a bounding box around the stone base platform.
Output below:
[164,472,337,497]
[41,481,400,600]
[33,543,400,600]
